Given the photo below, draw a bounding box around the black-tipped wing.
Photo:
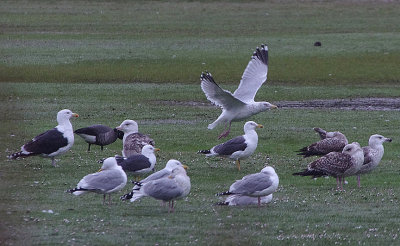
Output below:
[233,44,269,103]
[200,72,246,110]
[23,128,68,155]
[213,136,247,155]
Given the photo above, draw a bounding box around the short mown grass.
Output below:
[1,82,400,245]
[1,0,399,84]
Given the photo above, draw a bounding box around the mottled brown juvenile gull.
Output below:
[115,145,160,178]
[200,44,277,139]
[120,159,188,201]
[130,166,191,213]
[355,134,392,187]
[293,142,364,190]
[198,121,263,171]
[74,124,123,151]
[116,119,155,157]
[216,194,273,206]
[8,109,79,167]
[297,128,348,158]
[216,166,279,206]
[68,157,127,205]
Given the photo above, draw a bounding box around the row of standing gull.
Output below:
[7,44,392,212]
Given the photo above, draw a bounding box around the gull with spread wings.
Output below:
[201,44,277,139]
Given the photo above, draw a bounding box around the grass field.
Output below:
[1,0,400,245]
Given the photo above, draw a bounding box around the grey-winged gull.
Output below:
[216,194,273,206]
[355,134,392,187]
[74,124,124,151]
[116,119,155,157]
[130,165,191,213]
[198,121,263,171]
[200,44,277,139]
[216,166,279,206]
[297,128,348,158]
[8,109,79,167]
[115,145,160,179]
[68,157,127,205]
[293,142,364,190]
[120,159,188,201]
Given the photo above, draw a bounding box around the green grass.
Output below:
[1,0,400,245]
[1,0,400,84]
[1,82,400,245]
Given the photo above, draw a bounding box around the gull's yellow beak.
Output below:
[72,113,79,118]
[97,168,103,172]
[182,165,188,170]
[257,124,264,128]
[270,104,278,109]
[154,148,160,152]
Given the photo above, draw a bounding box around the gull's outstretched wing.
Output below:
[201,72,246,111]
[233,44,269,103]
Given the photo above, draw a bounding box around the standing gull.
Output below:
[355,134,392,187]
[8,109,79,167]
[130,166,191,213]
[74,124,124,151]
[216,194,273,206]
[120,159,188,201]
[68,157,127,205]
[216,166,279,206]
[201,44,277,139]
[198,121,263,171]
[116,119,155,157]
[293,142,364,190]
[297,128,348,158]
[115,145,160,179]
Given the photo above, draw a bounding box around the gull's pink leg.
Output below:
[357,175,361,188]
[218,122,232,139]
[258,197,261,207]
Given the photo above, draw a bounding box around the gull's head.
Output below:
[369,134,392,147]
[261,166,277,175]
[244,121,263,132]
[100,157,118,171]
[116,119,138,134]
[262,102,278,110]
[165,159,188,171]
[342,142,363,157]
[141,145,160,156]
[57,109,78,124]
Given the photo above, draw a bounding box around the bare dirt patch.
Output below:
[154,98,400,111]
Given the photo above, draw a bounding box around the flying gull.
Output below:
[130,165,191,213]
[355,134,392,187]
[74,124,124,151]
[216,194,273,206]
[116,119,155,157]
[216,166,279,206]
[8,109,79,167]
[293,142,364,190]
[297,128,348,158]
[68,157,127,205]
[120,159,188,201]
[198,121,263,171]
[115,144,160,179]
[200,44,277,139]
